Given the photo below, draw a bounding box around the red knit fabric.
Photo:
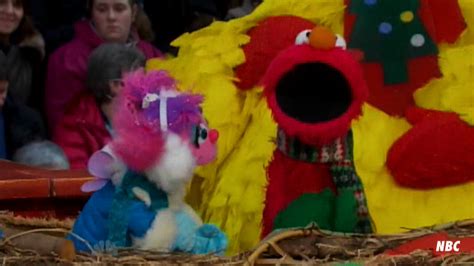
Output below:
[262,45,368,146]
[235,16,316,90]
[262,150,336,237]
[404,106,461,124]
[387,108,474,189]
[356,58,441,116]
[344,0,465,116]
[419,0,466,43]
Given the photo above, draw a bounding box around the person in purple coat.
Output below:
[45,0,162,132]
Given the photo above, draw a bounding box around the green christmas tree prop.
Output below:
[348,0,438,84]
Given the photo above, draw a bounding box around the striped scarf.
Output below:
[276,128,372,233]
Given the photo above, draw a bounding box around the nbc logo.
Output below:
[436,240,461,252]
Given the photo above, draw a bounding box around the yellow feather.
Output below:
[202,89,276,252]
[414,45,474,125]
[353,105,411,174]
[457,0,474,45]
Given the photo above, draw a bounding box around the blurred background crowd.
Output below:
[0,0,262,170]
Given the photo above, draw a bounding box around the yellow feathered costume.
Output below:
[147,0,474,254]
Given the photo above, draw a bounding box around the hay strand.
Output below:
[2,214,474,265]
[247,220,474,265]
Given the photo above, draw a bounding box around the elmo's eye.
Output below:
[335,34,347,50]
[295,29,312,45]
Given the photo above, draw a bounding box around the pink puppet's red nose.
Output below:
[209,129,219,144]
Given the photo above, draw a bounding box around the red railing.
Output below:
[0,160,92,218]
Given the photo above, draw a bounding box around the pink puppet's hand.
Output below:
[82,145,125,192]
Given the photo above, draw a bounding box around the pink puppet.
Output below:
[70,69,227,255]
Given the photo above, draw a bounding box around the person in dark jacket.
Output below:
[0,0,45,117]
[26,0,87,55]
[53,43,145,169]
[0,60,46,160]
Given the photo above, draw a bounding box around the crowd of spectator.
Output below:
[0,0,261,170]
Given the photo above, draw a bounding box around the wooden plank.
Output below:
[0,161,94,217]
[0,178,50,200]
[0,160,92,199]
[0,160,90,180]
[51,177,93,198]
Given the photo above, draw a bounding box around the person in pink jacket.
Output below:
[45,0,162,131]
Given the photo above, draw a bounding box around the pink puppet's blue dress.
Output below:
[69,172,167,252]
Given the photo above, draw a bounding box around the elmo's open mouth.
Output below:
[275,62,352,123]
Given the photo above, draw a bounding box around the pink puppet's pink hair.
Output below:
[111,69,205,171]
[111,69,172,171]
